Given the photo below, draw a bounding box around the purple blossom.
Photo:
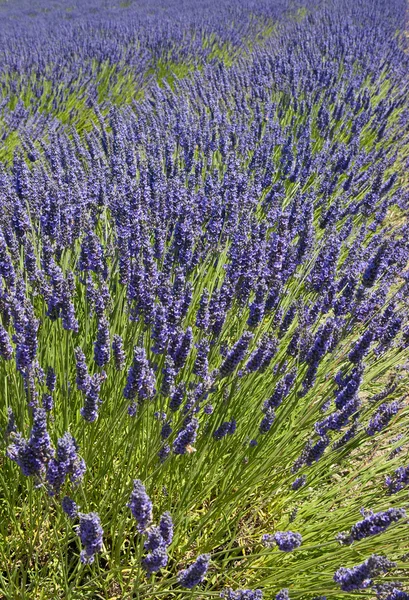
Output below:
[62,496,78,520]
[272,531,302,552]
[123,346,156,404]
[366,401,400,436]
[7,408,53,477]
[178,553,210,589]
[144,526,164,551]
[337,508,406,544]
[0,324,13,359]
[77,512,104,564]
[158,444,171,463]
[75,348,90,394]
[46,432,86,494]
[169,383,186,412]
[128,479,153,533]
[386,464,409,494]
[292,475,306,490]
[42,393,53,412]
[173,418,199,455]
[161,357,176,397]
[142,546,168,574]
[334,554,396,591]
[259,408,275,434]
[161,421,173,440]
[46,367,56,392]
[159,512,174,546]
[219,332,253,378]
[80,373,105,423]
[112,335,126,371]
[94,317,111,367]
[214,419,237,440]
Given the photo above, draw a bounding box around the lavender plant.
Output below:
[1,0,409,597]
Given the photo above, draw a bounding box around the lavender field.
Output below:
[1,0,409,598]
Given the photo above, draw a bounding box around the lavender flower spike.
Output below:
[127,479,153,533]
[77,512,103,564]
[337,508,406,544]
[178,553,210,588]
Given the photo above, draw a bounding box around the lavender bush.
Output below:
[1,0,409,597]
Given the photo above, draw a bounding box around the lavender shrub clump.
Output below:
[1,0,409,596]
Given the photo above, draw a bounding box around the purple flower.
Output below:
[366,401,400,436]
[173,418,199,455]
[7,408,53,477]
[161,357,176,397]
[386,464,409,494]
[142,546,168,574]
[42,393,53,412]
[169,383,186,412]
[385,590,409,600]
[5,407,16,436]
[159,512,173,546]
[193,338,209,379]
[144,526,164,551]
[219,332,253,378]
[348,330,373,364]
[75,348,90,394]
[158,444,171,463]
[275,590,289,600]
[259,409,275,434]
[128,479,153,533]
[334,554,396,591]
[46,367,56,392]
[337,508,406,544]
[173,327,193,372]
[196,288,210,330]
[123,346,156,404]
[94,317,110,367]
[261,534,275,548]
[161,421,173,440]
[80,373,105,423]
[128,402,137,417]
[273,531,302,552]
[214,419,236,440]
[112,335,126,371]
[0,324,13,359]
[178,553,210,589]
[292,475,306,490]
[62,496,78,520]
[77,512,103,564]
[46,432,86,494]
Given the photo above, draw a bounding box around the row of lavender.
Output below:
[0,0,308,156]
[1,0,409,598]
